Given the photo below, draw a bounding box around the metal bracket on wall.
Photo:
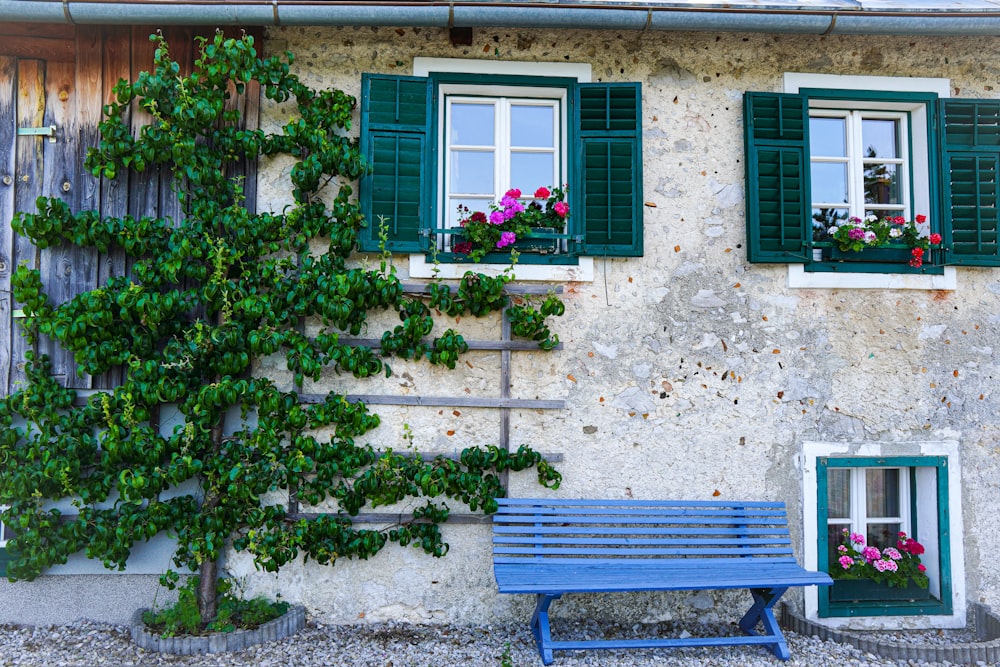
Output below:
[18,126,57,142]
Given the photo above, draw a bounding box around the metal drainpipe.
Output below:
[1,1,1000,36]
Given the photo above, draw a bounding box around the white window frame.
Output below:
[441,87,566,248]
[827,467,912,548]
[784,73,957,290]
[810,109,911,222]
[410,58,595,282]
[801,440,965,629]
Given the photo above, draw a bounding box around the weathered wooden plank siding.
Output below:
[39,59,90,388]
[0,56,15,395]
[0,26,262,394]
[11,59,45,392]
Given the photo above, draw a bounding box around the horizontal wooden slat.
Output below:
[495,536,790,547]
[494,546,795,557]
[496,498,783,508]
[493,526,788,537]
[493,515,788,526]
[494,561,830,594]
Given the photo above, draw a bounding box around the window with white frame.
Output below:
[358,59,644,281]
[442,88,565,240]
[810,109,910,231]
[825,466,911,568]
[743,73,1000,290]
[802,441,966,626]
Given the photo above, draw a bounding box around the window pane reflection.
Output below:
[828,468,851,518]
[450,103,495,145]
[862,119,899,159]
[511,105,554,148]
[811,163,848,204]
[450,152,494,194]
[866,468,900,517]
[810,117,847,157]
[867,522,903,550]
[864,163,901,206]
[510,153,555,194]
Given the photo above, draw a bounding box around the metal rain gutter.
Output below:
[1,1,1000,36]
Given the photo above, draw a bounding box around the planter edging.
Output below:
[130,604,305,654]
[781,602,1000,663]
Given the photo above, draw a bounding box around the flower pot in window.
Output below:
[829,578,931,603]
[828,244,914,263]
[514,227,560,254]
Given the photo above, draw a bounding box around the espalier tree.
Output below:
[0,32,562,626]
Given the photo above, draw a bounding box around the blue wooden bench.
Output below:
[492,498,832,665]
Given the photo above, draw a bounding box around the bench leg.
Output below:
[530,593,561,665]
[738,586,790,660]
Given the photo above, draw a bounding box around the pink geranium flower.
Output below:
[554,201,569,218]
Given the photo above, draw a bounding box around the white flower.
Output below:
[889,228,903,238]
[863,231,877,243]
[827,226,839,236]
[866,214,878,223]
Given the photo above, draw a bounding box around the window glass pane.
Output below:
[812,208,850,230]
[450,151,495,195]
[449,103,495,146]
[448,196,495,228]
[827,468,851,518]
[866,468,900,517]
[862,118,899,159]
[867,522,903,550]
[810,117,847,157]
[864,163,902,206]
[828,524,849,568]
[511,105,555,148]
[510,153,555,195]
[811,163,848,205]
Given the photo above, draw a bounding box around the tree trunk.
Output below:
[197,414,226,625]
[197,546,219,625]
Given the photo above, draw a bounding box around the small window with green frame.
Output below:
[817,456,953,618]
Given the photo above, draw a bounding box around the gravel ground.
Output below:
[2,619,996,667]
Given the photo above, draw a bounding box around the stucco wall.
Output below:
[231,24,1000,628]
[9,24,1000,629]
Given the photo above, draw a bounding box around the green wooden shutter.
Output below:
[0,547,8,577]
[575,82,643,257]
[940,99,1000,267]
[358,74,431,253]
[743,92,810,263]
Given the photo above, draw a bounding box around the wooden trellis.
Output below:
[289,281,566,524]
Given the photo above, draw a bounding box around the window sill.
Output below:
[410,254,594,282]
[788,265,957,290]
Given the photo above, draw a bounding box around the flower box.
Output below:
[451,227,560,256]
[828,244,913,263]
[829,578,931,603]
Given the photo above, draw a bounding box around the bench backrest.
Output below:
[493,498,799,565]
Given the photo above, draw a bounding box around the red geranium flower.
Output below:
[916,214,927,223]
[929,233,942,245]
[534,186,550,199]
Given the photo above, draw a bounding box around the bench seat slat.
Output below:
[495,498,785,508]
[493,546,795,556]
[495,536,791,546]
[494,562,830,593]
[493,506,787,518]
[493,525,790,536]
[493,515,789,526]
